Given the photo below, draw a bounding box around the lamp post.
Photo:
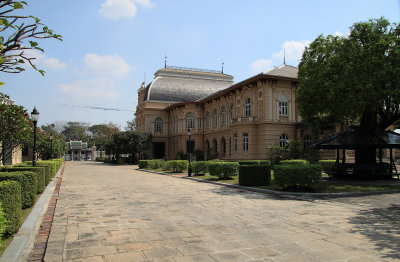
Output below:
[187,128,192,177]
[50,133,53,161]
[31,107,40,167]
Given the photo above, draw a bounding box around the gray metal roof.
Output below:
[263,64,298,79]
[146,68,234,102]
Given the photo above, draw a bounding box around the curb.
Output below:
[137,168,400,198]
[0,163,65,262]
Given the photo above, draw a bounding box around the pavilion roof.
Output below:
[309,130,400,149]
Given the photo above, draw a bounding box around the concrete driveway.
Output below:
[44,162,400,261]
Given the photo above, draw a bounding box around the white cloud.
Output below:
[58,77,120,101]
[43,58,67,70]
[135,0,155,8]
[251,59,273,73]
[83,53,131,78]
[99,0,155,19]
[272,40,311,65]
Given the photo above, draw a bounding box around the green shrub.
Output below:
[0,181,22,235]
[319,160,340,178]
[22,162,52,185]
[116,158,126,165]
[0,171,37,208]
[192,161,208,175]
[0,202,7,244]
[138,160,148,169]
[238,160,260,165]
[164,160,188,172]
[280,159,309,165]
[274,164,322,189]
[0,166,46,194]
[147,159,165,169]
[194,149,205,161]
[239,164,271,186]
[208,162,239,179]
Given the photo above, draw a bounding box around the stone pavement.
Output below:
[44,162,400,261]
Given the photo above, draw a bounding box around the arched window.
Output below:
[213,109,218,127]
[186,112,195,129]
[205,112,210,128]
[230,103,234,120]
[245,98,252,117]
[280,133,288,147]
[206,140,210,150]
[154,117,163,132]
[221,107,226,125]
[278,95,288,116]
[304,135,312,148]
[221,137,226,154]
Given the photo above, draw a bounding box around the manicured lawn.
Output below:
[193,174,400,193]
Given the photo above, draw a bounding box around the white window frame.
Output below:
[245,98,251,117]
[280,133,288,147]
[278,95,288,116]
[221,107,226,125]
[185,112,195,129]
[205,112,210,128]
[154,117,163,132]
[243,133,249,152]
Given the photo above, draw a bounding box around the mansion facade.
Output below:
[135,65,317,160]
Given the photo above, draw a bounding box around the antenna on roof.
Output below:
[221,59,224,74]
[283,49,286,65]
[164,53,167,68]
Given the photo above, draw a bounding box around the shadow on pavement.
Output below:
[348,204,400,260]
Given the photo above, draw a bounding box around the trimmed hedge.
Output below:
[148,159,165,169]
[1,166,46,194]
[274,164,322,189]
[0,180,22,235]
[192,161,209,175]
[163,160,188,172]
[0,202,7,243]
[280,159,309,165]
[0,171,37,208]
[239,164,271,186]
[138,160,148,169]
[238,160,271,166]
[319,160,338,178]
[208,162,239,179]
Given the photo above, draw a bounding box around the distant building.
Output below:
[135,65,317,160]
[65,141,93,161]
[0,95,23,166]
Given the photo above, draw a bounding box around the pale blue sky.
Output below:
[1,0,399,129]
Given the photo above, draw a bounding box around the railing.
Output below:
[166,65,222,74]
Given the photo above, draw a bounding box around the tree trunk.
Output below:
[355,109,378,166]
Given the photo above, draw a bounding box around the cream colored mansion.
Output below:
[135,64,314,160]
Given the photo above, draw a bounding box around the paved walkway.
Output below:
[44,162,400,262]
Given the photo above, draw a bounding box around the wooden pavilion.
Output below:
[310,130,400,179]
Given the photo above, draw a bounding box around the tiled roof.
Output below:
[263,64,298,79]
[146,68,234,102]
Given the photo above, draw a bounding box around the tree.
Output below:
[297,17,400,163]
[0,103,31,163]
[88,123,120,150]
[125,118,136,131]
[61,122,90,142]
[105,131,152,163]
[0,0,62,78]
[37,124,66,160]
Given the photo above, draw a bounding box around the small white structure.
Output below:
[65,141,92,161]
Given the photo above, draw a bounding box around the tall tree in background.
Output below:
[38,123,66,160]
[61,122,90,142]
[297,17,400,163]
[0,0,62,80]
[88,123,120,150]
[126,118,136,131]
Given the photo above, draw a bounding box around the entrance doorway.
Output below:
[153,142,165,159]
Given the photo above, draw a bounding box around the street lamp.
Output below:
[50,133,53,161]
[31,107,40,167]
[187,128,192,177]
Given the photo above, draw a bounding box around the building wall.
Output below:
[134,72,313,161]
